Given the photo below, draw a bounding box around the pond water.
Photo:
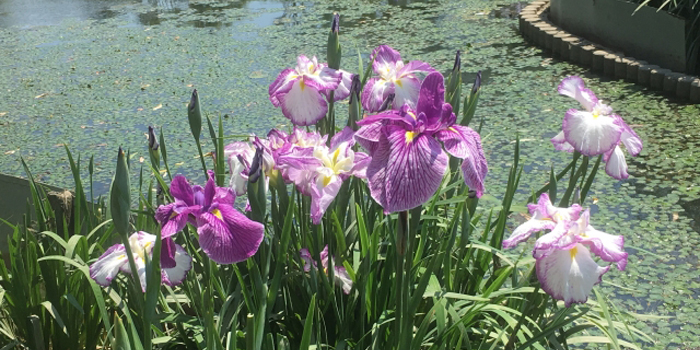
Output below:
[0,0,699,348]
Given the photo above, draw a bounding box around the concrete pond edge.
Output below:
[519,0,700,103]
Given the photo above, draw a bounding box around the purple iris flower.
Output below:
[277,127,369,224]
[155,172,264,264]
[268,55,352,126]
[355,72,488,213]
[300,245,353,294]
[89,231,192,291]
[361,45,436,112]
[502,194,628,306]
[552,76,643,180]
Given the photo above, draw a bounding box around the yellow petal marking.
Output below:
[299,79,306,91]
[405,131,417,144]
[569,246,578,260]
[212,209,223,220]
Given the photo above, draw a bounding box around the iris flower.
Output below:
[300,246,353,294]
[90,231,192,291]
[355,72,488,213]
[155,172,265,264]
[224,136,277,196]
[361,45,436,112]
[269,55,352,126]
[552,76,642,179]
[502,194,628,306]
[277,127,369,224]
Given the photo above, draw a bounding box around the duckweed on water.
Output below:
[1,0,699,348]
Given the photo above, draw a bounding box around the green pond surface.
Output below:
[1,0,699,348]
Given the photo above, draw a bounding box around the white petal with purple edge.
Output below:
[90,244,128,287]
[558,76,585,99]
[563,109,621,156]
[279,80,328,126]
[551,131,575,152]
[617,117,643,156]
[536,244,610,307]
[582,226,628,270]
[604,146,629,180]
[392,75,421,111]
[162,244,192,286]
[502,218,556,249]
[371,45,402,75]
[268,69,298,107]
[361,78,393,112]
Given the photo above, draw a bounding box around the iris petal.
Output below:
[196,205,264,264]
[279,80,328,126]
[89,244,128,287]
[562,109,621,156]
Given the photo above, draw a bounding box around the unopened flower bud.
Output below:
[378,93,395,112]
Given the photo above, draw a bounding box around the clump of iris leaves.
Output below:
[0,15,657,350]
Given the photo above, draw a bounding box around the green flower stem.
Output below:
[394,210,410,349]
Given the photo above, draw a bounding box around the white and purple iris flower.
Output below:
[552,76,643,180]
[355,72,488,213]
[224,136,278,196]
[361,45,436,112]
[89,231,192,291]
[277,127,369,224]
[502,194,628,306]
[155,172,265,265]
[269,55,352,126]
[300,245,353,294]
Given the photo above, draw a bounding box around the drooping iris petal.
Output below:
[616,117,643,156]
[577,210,628,270]
[361,77,394,112]
[160,237,177,269]
[532,221,578,259]
[366,127,448,213]
[562,108,621,156]
[155,203,189,239]
[170,175,195,205]
[278,80,328,126]
[435,124,488,197]
[392,75,422,111]
[310,171,343,225]
[196,205,264,264]
[536,244,610,307]
[551,131,575,152]
[327,70,353,101]
[268,68,298,107]
[89,244,128,287]
[603,146,629,180]
[162,244,193,286]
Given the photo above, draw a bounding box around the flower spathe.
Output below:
[269,55,352,126]
[502,194,628,306]
[300,246,353,294]
[355,72,488,213]
[155,172,265,265]
[89,232,192,291]
[361,45,436,112]
[553,76,643,180]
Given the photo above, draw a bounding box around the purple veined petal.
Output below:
[366,126,448,213]
[330,126,356,150]
[310,171,343,225]
[278,80,328,126]
[551,130,575,152]
[300,248,314,272]
[319,245,330,269]
[192,185,206,207]
[361,77,394,113]
[416,72,447,124]
[162,243,192,286]
[397,60,436,76]
[536,243,610,307]
[330,70,353,101]
[334,266,353,294]
[160,237,177,269]
[89,244,128,287]
[371,45,402,75]
[169,175,195,205]
[350,152,370,179]
[563,108,621,156]
[303,67,342,92]
[392,75,422,111]
[214,187,236,206]
[435,125,488,197]
[269,68,299,107]
[615,116,643,156]
[355,121,384,154]
[202,172,217,208]
[196,205,264,264]
[603,146,629,180]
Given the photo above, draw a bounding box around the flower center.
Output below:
[405,131,417,144]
